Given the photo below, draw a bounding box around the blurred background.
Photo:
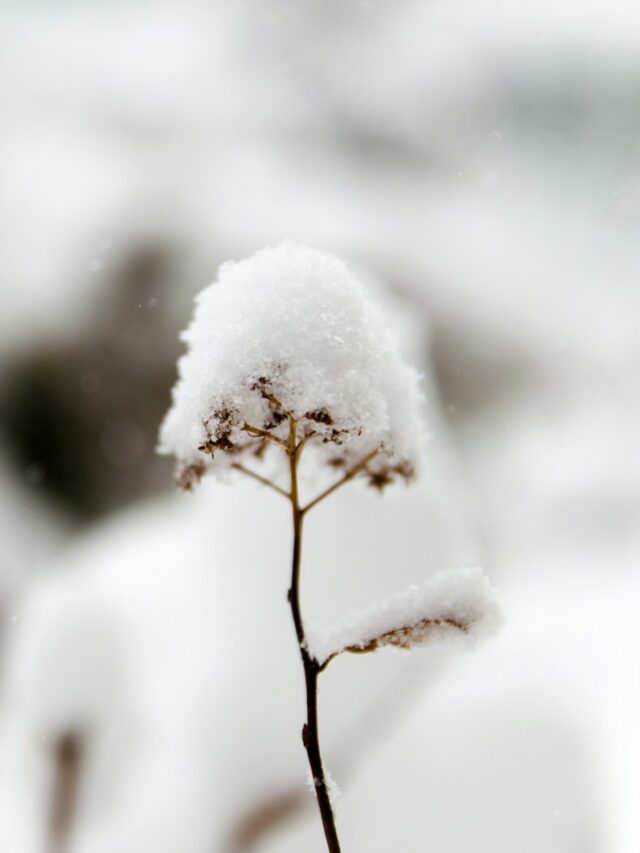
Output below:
[0,1,638,851]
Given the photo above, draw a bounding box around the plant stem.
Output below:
[232,420,381,850]
[286,417,342,853]
[302,448,379,514]
[231,463,290,498]
[242,423,288,447]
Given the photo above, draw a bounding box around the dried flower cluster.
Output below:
[158,242,425,492]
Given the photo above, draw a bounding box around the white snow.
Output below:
[307,767,341,806]
[305,567,501,666]
[1,2,638,849]
[158,242,425,488]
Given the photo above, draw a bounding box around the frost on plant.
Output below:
[158,241,425,491]
[308,767,341,806]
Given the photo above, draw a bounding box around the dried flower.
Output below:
[158,242,425,490]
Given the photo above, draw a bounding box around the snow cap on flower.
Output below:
[158,242,425,488]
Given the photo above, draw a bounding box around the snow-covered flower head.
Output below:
[159,242,425,489]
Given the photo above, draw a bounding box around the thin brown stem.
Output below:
[242,423,288,447]
[317,653,337,674]
[231,463,289,498]
[302,448,380,514]
[259,389,285,412]
[295,431,321,457]
[286,416,342,853]
[317,616,470,672]
[236,410,344,849]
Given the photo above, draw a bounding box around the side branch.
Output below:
[316,616,470,672]
[231,463,289,498]
[260,389,285,411]
[295,431,321,458]
[242,423,288,447]
[302,448,380,514]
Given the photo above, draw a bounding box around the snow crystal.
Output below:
[158,242,425,488]
[307,767,341,806]
[305,567,502,666]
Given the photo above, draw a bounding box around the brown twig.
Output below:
[241,423,288,447]
[317,616,470,672]
[295,431,322,457]
[302,448,380,514]
[236,414,385,851]
[260,389,285,412]
[286,414,342,853]
[231,463,289,498]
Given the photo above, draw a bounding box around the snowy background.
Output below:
[0,1,639,851]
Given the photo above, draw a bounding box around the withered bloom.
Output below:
[158,242,425,493]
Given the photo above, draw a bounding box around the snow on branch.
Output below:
[305,568,502,668]
[158,242,425,490]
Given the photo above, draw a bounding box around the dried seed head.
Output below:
[158,243,426,487]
